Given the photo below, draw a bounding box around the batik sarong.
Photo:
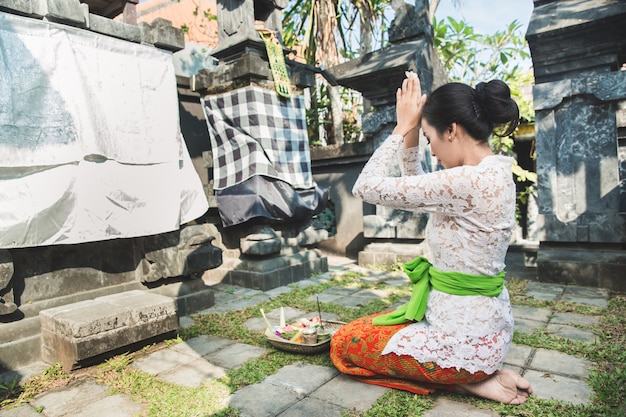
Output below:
[329,312,490,395]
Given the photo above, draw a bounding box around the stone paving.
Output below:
[0,256,610,416]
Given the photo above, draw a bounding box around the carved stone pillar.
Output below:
[526,0,626,290]
[192,0,328,290]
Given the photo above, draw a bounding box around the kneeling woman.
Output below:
[330,74,533,405]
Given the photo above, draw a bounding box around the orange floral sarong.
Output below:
[329,312,490,395]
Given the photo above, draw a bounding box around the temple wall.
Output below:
[526,0,626,290]
[0,0,222,371]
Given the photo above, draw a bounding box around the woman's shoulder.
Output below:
[445,155,513,176]
[481,154,514,166]
[476,155,515,175]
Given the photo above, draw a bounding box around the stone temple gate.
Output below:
[526,0,626,291]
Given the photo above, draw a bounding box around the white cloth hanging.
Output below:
[0,12,208,247]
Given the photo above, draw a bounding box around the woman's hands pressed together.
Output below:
[392,74,427,149]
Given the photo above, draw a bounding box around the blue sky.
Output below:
[434,0,534,70]
[434,0,534,35]
[138,0,534,39]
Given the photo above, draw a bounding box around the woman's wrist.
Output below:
[401,126,421,149]
[392,125,419,137]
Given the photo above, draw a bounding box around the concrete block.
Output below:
[523,369,592,405]
[424,399,500,417]
[363,215,396,238]
[157,358,227,387]
[223,253,327,291]
[42,0,84,24]
[546,323,597,342]
[0,0,34,16]
[7,0,85,24]
[96,291,176,323]
[264,363,339,397]
[88,13,142,43]
[131,348,198,375]
[523,281,565,301]
[310,374,388,411]
[511,305,552,322]
[139,18,184,52]
[551,311,600,327]
[203,342,266,370]
[30,380,145,417]
[512,317,546,334]
[40,291,178,370]
[275,396,346,417]
[30,378,110,416]
[40,300,130,339]
[503,344,533,368]
[69,394,145,417]
[240,237,282,256]
[171,335,235,358]
[529,348,591,379]
[0,335,42,372]
[396,215,428,239]
[148,279,216,316]
[296,226,329,246]
[229,383,301,417]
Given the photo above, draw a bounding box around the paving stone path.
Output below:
[0,256,609,417]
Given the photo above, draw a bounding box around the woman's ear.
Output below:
[448,123,458,141]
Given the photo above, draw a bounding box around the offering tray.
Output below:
[264,320,345,354]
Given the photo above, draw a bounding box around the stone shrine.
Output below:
[192,0,330,290]
[327,0,447,266]
[0,0,222,371]
[526,0,626,290]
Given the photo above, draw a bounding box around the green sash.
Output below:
[372,257,504,326]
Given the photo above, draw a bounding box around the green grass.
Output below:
[1,272,624,417]
[95,354,240,417]
[0,363,69,409]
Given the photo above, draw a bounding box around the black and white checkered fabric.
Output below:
[201,86,313,191]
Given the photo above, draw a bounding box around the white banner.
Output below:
[0,12,208,247]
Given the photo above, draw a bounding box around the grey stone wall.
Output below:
[0,0,222,370]
[526,0,626,290]
[310,143,373,258]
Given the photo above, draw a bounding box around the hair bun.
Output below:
[474,80,519,136]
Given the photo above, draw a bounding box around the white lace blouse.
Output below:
[352,134,516,374]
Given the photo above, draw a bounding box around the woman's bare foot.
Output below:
[454,369,533,404]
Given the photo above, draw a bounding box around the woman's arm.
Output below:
[353,74,428,205]
[392,75,426,147]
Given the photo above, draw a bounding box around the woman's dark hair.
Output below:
[422,80,520,142]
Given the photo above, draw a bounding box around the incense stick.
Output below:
[316,296,324,330]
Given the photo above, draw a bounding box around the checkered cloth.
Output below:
[201,86,313,190]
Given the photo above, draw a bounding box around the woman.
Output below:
[330,74,533,404]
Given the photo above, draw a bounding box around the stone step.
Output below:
[0,316,41,345]
[537,247,626,291]
[147,278,215,316]
[201,250,328,291]
[0,283,144,371]
[12,282,145,321]
[40,291,179,371]
[0,334,41,372]
[0,317,42,369]
[0,279,214,372]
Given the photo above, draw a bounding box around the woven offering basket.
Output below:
[264,320,345,354]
